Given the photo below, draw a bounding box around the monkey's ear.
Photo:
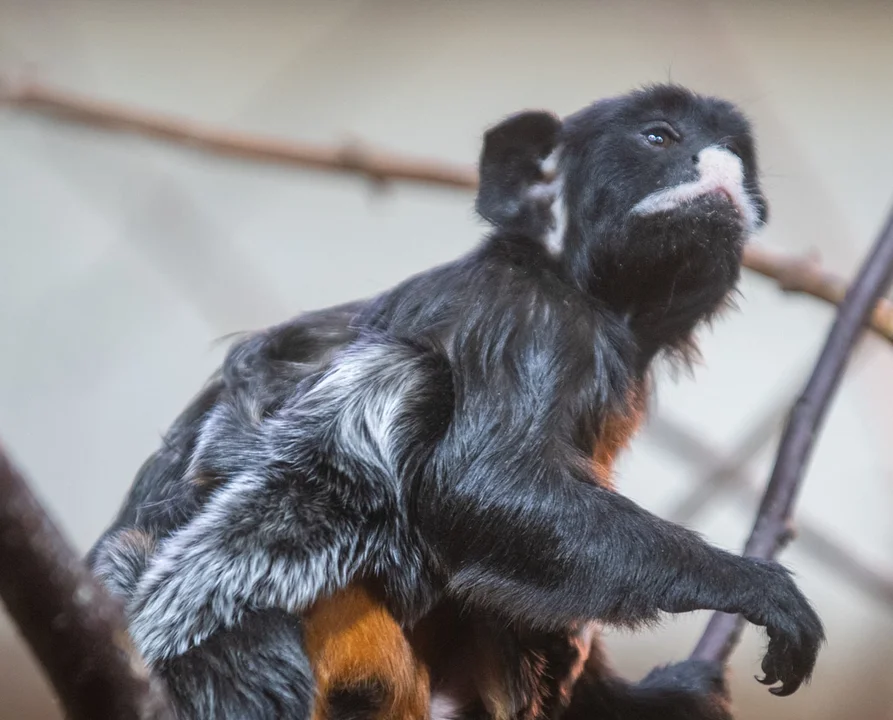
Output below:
[475,111,563,236]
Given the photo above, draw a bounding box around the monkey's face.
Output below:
[561,84,767,241]
[475,85,766,328]
[560,86,767,315]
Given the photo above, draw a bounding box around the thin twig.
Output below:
[3,79,893,344]
[0,80,477,190]
[690,203,893,663]
[0,443,172,720]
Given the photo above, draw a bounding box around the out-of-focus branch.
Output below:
[0,444,172,720]
[690,204,893,664]
[0,80,477,190]
[647,406,787,524]
[646,412,893,611]
[3,79,893,344]
[744,245,893,342]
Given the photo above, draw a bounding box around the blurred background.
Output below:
[1,1,893,718]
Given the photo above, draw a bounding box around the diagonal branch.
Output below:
[2,79,893,344]
[0,444,172,720]
[690,203,893,664]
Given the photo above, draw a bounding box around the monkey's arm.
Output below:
[423,320,822,697]
[432,458,820,696]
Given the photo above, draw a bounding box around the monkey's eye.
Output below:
[641,123,680,148]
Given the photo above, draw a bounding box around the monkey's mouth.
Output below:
[633,182,759,233]
[710,186,734,205]
[705,186,742,216]
[703,185,756,231]
[677,184,755,234]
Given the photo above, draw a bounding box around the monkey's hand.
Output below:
[739,558,824,696]
[637,660,732,720]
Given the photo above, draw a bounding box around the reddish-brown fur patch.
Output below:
[305,585,430,720]
[591,383,647,487]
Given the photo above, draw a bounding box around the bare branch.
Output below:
[0,80,477,190]
[3,79,893,344]
[691,204,893,663]
[0,443,172,720]
[744,244,893,342]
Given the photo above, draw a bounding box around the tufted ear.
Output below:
[475,111,563,237]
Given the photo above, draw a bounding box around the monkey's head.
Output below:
[476,84,767,354]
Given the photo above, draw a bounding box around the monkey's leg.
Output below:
[561,637,732,720]
[463,621,593,720]
[420,619,729,720]
[466,623,731,720]
[93,495,430,718]
[90,527,317,719]
[305,584,430,720]
[157,608,316,720]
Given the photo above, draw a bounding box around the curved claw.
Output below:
[770,684,795,697]
[756,664,779,686]
[741,558,825,697]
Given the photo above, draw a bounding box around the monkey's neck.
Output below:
[566,238,741,365]
[619,286,730,366]
[478,230,735,368]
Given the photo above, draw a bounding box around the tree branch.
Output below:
[0,444,172,720]
[690,203,893,663]
[3,79,892,345]
[0,80,476,190]
[744,244,893,342]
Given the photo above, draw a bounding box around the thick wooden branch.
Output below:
[0,444,172,720]
[3,79,892,345]
[690,203,893,664]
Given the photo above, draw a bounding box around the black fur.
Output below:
[564,643,734,720]
[89,84,823,719]
[159,609,315,720]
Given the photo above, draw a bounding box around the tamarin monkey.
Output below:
[90,84,822,719]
